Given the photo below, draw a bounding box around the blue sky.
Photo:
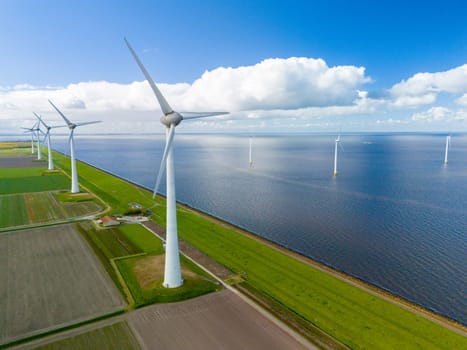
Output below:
[1,0,466,133]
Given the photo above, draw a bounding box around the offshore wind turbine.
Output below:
[444,135,451,164]
[48,100,101,193]
[333,134,344,177]
[249,136,253,168]
[125,38,228,288]
[34,112,65,170]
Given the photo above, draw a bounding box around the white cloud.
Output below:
[179,57,370,110]
[411,106,467,122]
[390,64,467,108]
[456,93,467,106]
[0,57,373,133]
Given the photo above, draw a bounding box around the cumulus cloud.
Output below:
[411,106,467,122]
[456,93,467,106]
[1,57,374,133]
[390,64,467,108]
[179,58,371,110]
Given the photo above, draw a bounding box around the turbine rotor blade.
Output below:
[48,100,73,127]
[42,131,49,144]
[33,112,49,129]
[124,38,173,115]
[75,121,101,127]
[153,124,176,198]
[180,111,229,120]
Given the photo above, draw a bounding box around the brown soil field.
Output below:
[0,224,126,346]
[128,289,311,350]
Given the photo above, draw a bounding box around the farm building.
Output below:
[101,216,120,227]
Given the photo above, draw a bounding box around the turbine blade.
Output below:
[48,100,73,127]
[68,131,73,148]
[153,124,176,198]
[124,38,173,115]
[33,112,49,129]
[180,111,229,120]
[339,142,345,152]
[75,121,102,127]
[42,131,49,144]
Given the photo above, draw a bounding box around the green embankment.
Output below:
[53,150,466,350]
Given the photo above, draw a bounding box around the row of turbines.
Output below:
[246,133,452,176]
[20,38,455,290]
[22,102,100,193]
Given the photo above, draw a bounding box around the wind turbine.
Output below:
[249,136,253,168]
[333,134,344,177]
[444,135,451,164]
[125,38,228,288]
[33,112,65,170]
[22,123,37,154]
[32,122,44,161]
[48,100,101,193]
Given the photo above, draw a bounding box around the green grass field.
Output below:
[0,192,102,228]
[0,165,70,195]
[51,149,466,349]
[33,322,140,350]
[0,195,29,227]
[119,224,164,254]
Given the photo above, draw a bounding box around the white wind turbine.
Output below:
[249,136,253,168]
[48,100,101,193]
[32,122,44,160]
[22,122,37,154]
[34,112,65,170]
[125,38,228,288]
[333,134,344,177]
[444,135,451,165]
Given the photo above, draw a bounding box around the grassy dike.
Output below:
[52,150,467,350]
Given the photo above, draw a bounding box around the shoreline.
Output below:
[70,151,466,333]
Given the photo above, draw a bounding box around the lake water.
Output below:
[6,132,467,324]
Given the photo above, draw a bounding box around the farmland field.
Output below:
[0,192,102,228]
[0,175,69,194]
[32,322,140,350]
[0,224,125,346]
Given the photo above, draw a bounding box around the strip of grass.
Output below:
[118,224,164,254]
[175,208,466,350]
[0,195,29,228]
[78,222,141,259]
[0,175,69,194]
[0,167,45,178]
[115,254,220,308]
[32,322,140,350]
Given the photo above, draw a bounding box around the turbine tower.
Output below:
[444,135,451,164]
[333,134,343,177]
[34,112,65,170]
[125,38,228,288]
[32,122,43,160]
[22,123,37,154]
[249,137,253,168]
[48,100,101,193]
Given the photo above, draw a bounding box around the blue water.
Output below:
[22,133,467,324]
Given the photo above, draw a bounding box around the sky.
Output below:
[1,0,466,134]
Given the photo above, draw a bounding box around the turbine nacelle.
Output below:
[161,112,183,127]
